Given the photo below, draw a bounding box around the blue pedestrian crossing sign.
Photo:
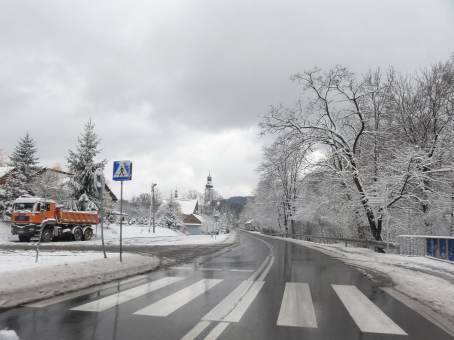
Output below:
[113,160,132,181]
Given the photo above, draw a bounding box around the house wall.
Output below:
[184,225,206,235]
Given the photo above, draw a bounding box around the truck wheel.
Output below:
[41,228,54,242]
[19,235,31,242]
[83,228,93,241]
[73,227,83,241]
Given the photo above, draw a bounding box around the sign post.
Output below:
[113,160,133,262]
[95,169,107,259]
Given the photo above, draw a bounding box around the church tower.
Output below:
[204,172,214,215]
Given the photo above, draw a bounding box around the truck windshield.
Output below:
[13,203,34,212]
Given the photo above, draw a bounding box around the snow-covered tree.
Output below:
[30,169,72,204]
[256,56,454,244]
[158,200,181,229]
[67,119,106,210]
[1,133,39,206]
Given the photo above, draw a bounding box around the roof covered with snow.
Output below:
[0,167,13,178]
[176,199,198,215]
[13,197,56,204]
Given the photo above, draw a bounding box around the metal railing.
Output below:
[260,229,398,251]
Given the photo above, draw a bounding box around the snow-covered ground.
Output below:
[0,249,159,308]
[0,221,233,246]
[0,249,107,272]
[0,221,14,242]
[0,221,235,308]
[259,232,454,327]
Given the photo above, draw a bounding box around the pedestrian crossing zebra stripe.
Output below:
[71,276,185,312]
[134,279,223,317]
[277,282,317,328]
[42,273,408,337]
[332,284,407,335]
[25,275,149,308]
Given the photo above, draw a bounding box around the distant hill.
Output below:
[222,196,254,217]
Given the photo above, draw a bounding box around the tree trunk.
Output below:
[351,171,382,241]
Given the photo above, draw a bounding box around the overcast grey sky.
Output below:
[0,0,453,199]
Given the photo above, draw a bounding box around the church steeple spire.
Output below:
[204,172,214,215]
[206,172,213,189]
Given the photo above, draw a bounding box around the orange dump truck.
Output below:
[10,197,99,242]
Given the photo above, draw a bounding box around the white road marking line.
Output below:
[71,276,185,312]
[171,267,194,270]
[257,255,274,281]
[247,255,270,281]
[134,279,223,317]
[172,267,254,272]
[180,321,211,340]
[203,280,255,321]
[25,275,148,308]
[203,322,230,340]
[332,285,407,335]
[223,281,265,322]
[186,234,273,340]
[277,282,317,328]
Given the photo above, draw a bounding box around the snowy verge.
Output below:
[0,250,159,308]
[256,232,454,327]
[0,221,233,247]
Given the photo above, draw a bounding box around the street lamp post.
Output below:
[149,183,157,233]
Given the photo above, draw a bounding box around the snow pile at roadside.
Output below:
[263,233,454,324]
[102,223,182,238]
[96,224,233,245]
[0,221,14,243]
[0,250,159,308]
[0,329,19,340]
[0,250,108,272]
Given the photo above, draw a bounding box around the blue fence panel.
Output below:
[449,239,454,261]
[426,238,433,256]
[440,238,447,258]
[433,239,439,258]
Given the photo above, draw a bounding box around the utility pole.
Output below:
[95,168,107,259]
[152,183,157,233]
[152,184,154,232]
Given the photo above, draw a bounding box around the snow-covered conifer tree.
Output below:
[67,119,106,210]
[2,133,40,205]
[158,200,181,229]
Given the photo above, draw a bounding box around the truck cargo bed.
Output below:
[60,211,99,225]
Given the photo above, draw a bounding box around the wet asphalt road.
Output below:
[0,231,452,340]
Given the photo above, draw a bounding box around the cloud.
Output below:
[106,126,262,199]
[0,0,453,198]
